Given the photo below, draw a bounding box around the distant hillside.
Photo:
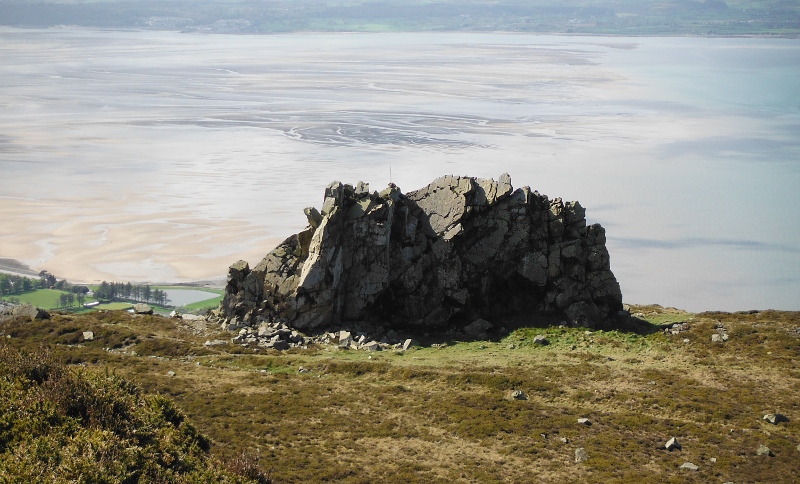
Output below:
[0,0,797,36]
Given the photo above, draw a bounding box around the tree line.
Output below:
[56,292,86,309]
[0,274,38,295]
[95,282,170,307]
[0,271,73,296]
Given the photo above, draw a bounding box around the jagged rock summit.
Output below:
[216,174,622,334]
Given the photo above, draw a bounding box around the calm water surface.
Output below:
[163,289,219,307]
[0,28,797,311]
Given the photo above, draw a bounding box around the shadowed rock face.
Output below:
[219,174,622,331]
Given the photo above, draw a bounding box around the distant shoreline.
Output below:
[0,257,226,289]
[0,0,797,38]
[0,258,38,278]
[1,25,798,39]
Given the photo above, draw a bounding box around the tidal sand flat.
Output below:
[0,29,798,311]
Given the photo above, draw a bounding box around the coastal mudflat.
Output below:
[1,29,798,310]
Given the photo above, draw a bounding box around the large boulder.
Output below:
[1,303,51,321]
[133,304,153,315]
[218,174,622,332]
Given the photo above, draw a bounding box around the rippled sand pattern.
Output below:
[1,29,798,310]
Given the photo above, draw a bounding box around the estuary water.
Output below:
[0,28,798,311]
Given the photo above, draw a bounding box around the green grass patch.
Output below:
[2,288,64,309]
[185,295,224,311]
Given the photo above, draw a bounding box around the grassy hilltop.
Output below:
[1,305,798,482]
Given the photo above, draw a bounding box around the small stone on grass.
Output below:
[665,437,681,451]
[756,444,773,456]
[763,413,789,424]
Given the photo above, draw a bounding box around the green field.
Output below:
[2,289,66,309]
[2,285,223,313]
[153,286,223,312]
[184,295,223,312]
[80,285,224,313]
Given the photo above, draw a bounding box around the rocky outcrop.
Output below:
[0,303,50,322]
[216,174,622,334]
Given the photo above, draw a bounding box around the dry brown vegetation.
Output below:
[1,305,799,483]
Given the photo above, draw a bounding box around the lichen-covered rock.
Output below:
[219,174,623,332]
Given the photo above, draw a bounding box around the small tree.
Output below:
[39,270,56,288]
[97,281,110,300]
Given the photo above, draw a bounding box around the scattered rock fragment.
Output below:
[362,341,381,351]
[763,413,790,424]
[511,390,528,400]
[339,331,353,349]
[679,462,699,471]
[533,335,549,345]
[82,331,94,341]
[402,338,414,351]
[560,437,570,444]
[665,437,681,451]
[204,340,227,346]
[756,444,773,457]
[712,323,730,342]
[577,418,591,426]
[169,310,181,318]
[133,304,153,315]
[269,340,290,351]
[574,448,588,464]
[665,322,689,335]
[167,371,176,377]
